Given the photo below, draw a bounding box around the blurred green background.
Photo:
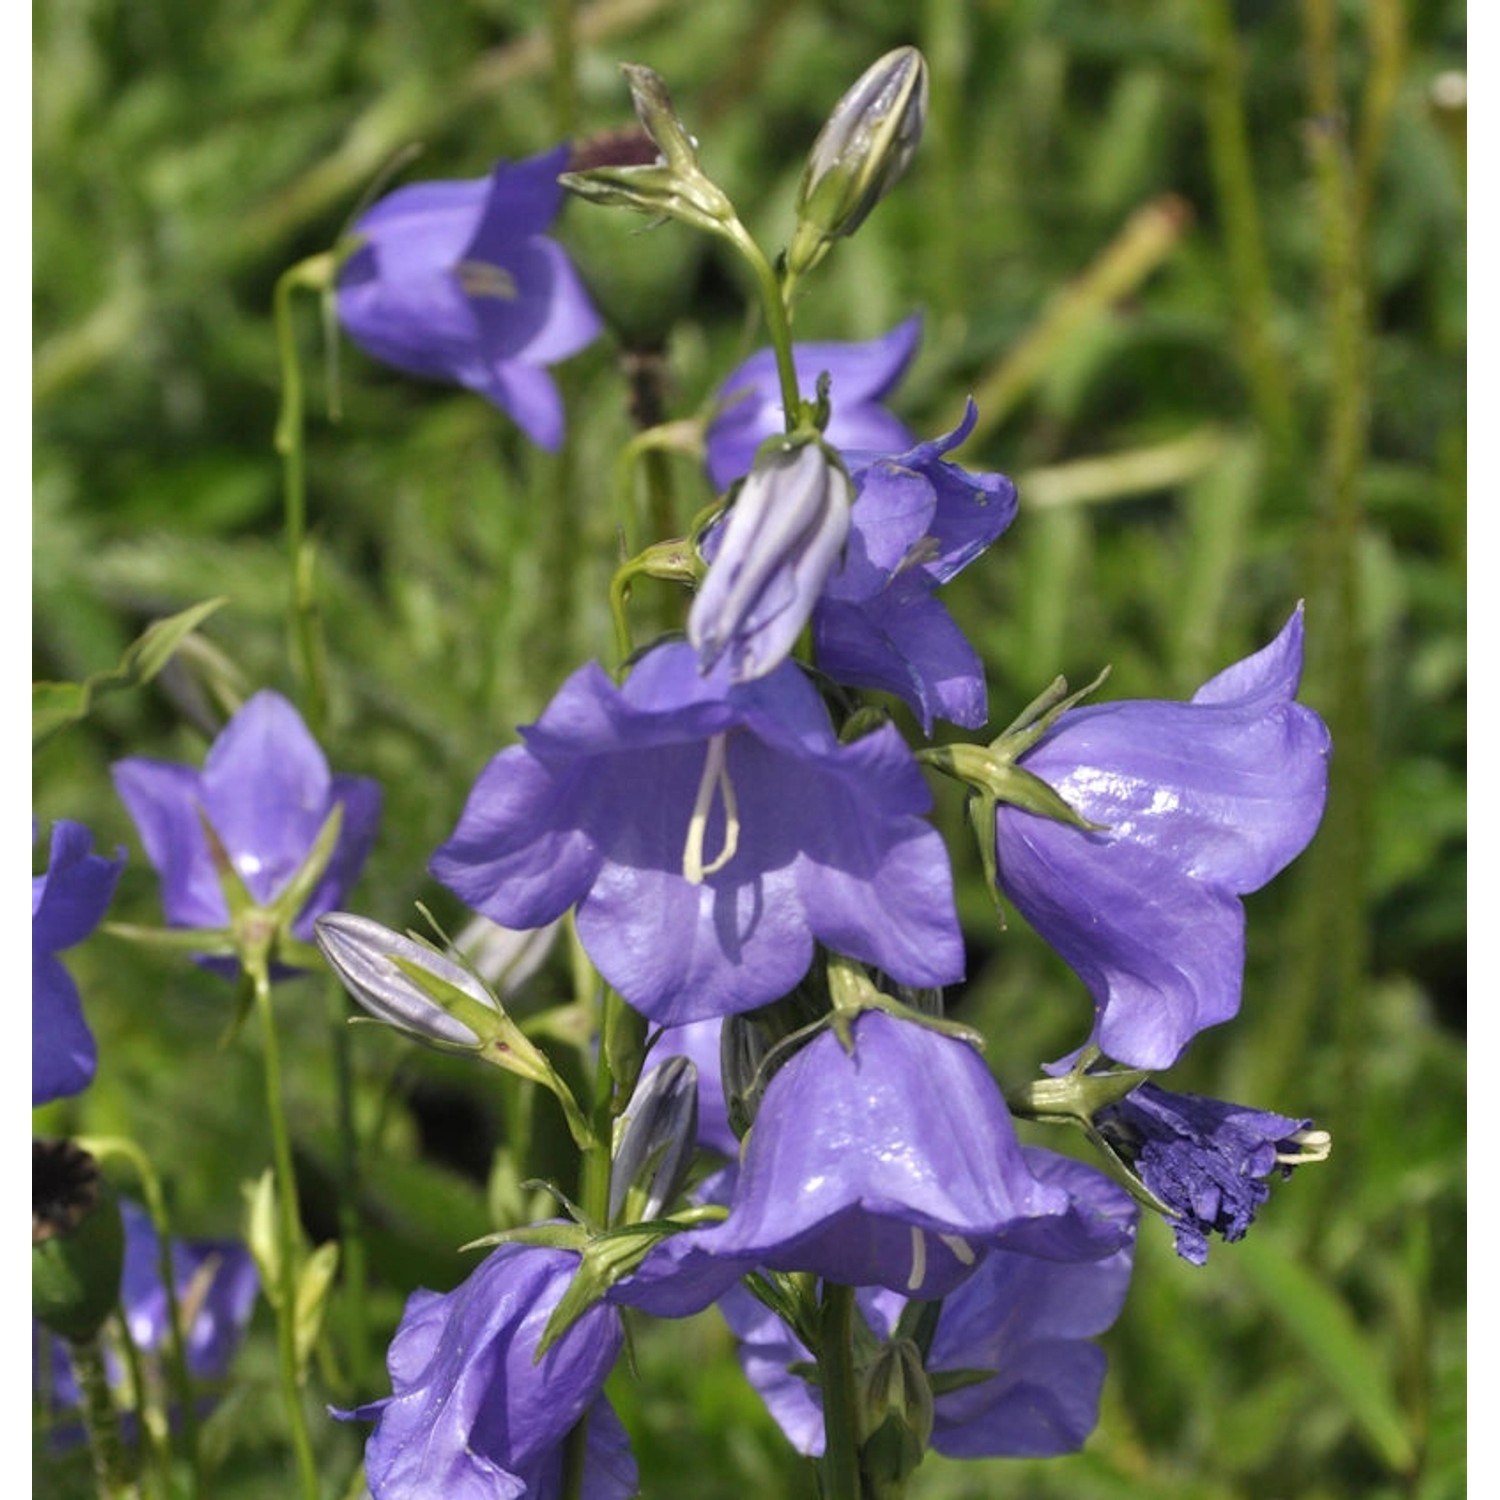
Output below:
[34,1,1464,1496]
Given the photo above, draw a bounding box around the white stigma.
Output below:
[682,733,740,885]
[1277,1127,1332,1166]
[938,1233,976,1266]
[906,1226,928,1292]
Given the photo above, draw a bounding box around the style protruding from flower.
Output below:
[814,401,1018,732]
[683,1011,1133,1298]
[704,317,921,490]
[1096,1082,1329,1265]
[720,1150,1137,1459]
[337,145,603,451]
[35,1198,258,1429]
[431,641,963,1027]
[992,609,1331,1069]
[788,46,929,280]
[690,437,853,683]
[33,820,124,1107]
[112,690,381,965]
[335,1242,634,1500]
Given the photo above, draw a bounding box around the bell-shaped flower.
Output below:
[431,642,963,1027]
[112,691,381,965]
[994,609,1331,1069]
[681,1011,1132,1299]
[335,1242,633,1500]
[705,317,921,490]
[1096,1082,1328,1265]
[689,438,853,682]
[720,1150,1136,1458]
[36,1199,258,1436]
[337,146,603,451]
[813,401,1017,732]
[33,821,124,1106]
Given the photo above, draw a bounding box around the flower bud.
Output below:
[788,47,929,279]
[608,1057,699,1225]
[690,437,853,682]
[315,912,499,1050]
[857,1337,934,1494]
[33,1140,125,1342]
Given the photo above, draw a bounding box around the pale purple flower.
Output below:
[112,691,381,959]
[33,821,123,1106]
[36,1200,258,1429]
[337,146,602,451]
[705,317,921,490]
[431,643,963,1027]
[813,400,1017,732]
[721,1150,1136,1458]
[335,1243,632,1500]
[995,609,1331,1069]
[681,1012,1131,1298]
[689,439,853,683]
[1097,1082,1326,1265]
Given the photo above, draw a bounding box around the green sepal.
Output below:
[243,1170,281,1308]
[1008,1060,1152,1125]
[33,597,228,750]
[535,1221,684,1358]
[33,1180,125,1343]
[293,1241,340,1380]
[926,1366,998,1397]
[103,922,239,959]
[989,665,1111,760]
[265,803,344,935]
[461,1221,593,1256]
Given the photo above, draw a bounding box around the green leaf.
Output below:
[1232,1231,1417,1475]
[33,597,228,748]
[293,1241,341,1378]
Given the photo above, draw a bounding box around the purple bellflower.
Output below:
[689,438,854,683]
[36,1199,258,1431]
[431,642,963,1027]
[813,401,1018,732]
[336,146,602,452]
[1097,1082,1328,1266]
[112,691,381,962]
[335,1242,634,1500]
[680,1011,1132,1299]
[994,609,1331,1069]
[720,1150,1136,1458]
[704,316,921,490]
[33,820,124,1107]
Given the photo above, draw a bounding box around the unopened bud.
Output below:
[609,1057,699,1225]
[857,1337,934,1494]
[316,912,499,1050]
[788,47,929,278]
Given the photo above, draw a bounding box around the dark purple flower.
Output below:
[705,317,921,490]
[337,146,602,451]
[33,821,123,1107]
[431,643,963,1027]
[1097,1082,1327,1265]
[720,1150,1136,1458]
[689,439,853,683]
[994,609,1331,1069]
[36,1199,258,1427]
[683,1012,1131,1298]
[112,691,381,959]
[813,401,1017,732]
[335,1243,632,1500]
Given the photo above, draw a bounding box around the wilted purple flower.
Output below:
[432,642,962,1027]
[994,609,1331,1069]
[337,146,603,451]
[705,317,921,490]
[335,1242,633,1500]
[690,439,853,682]
[1097,1082,1327,1266]
[813,400,1017,732]
[35,1199,258,1429]
[721,1150,1136,1458]
[33,821,123,1107]
[112,691,381,960]
[683,1011,1131,1298]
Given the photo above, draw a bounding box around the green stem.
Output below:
[70,1329,139,1500]
[327,982,370,1392]
[722,220,802,430]
[274,256,335,737]
[818,1282,863,1500]
[548,0,578,137]
[253,967,322,1500]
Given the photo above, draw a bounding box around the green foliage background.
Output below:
[34,1,1465,1496]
